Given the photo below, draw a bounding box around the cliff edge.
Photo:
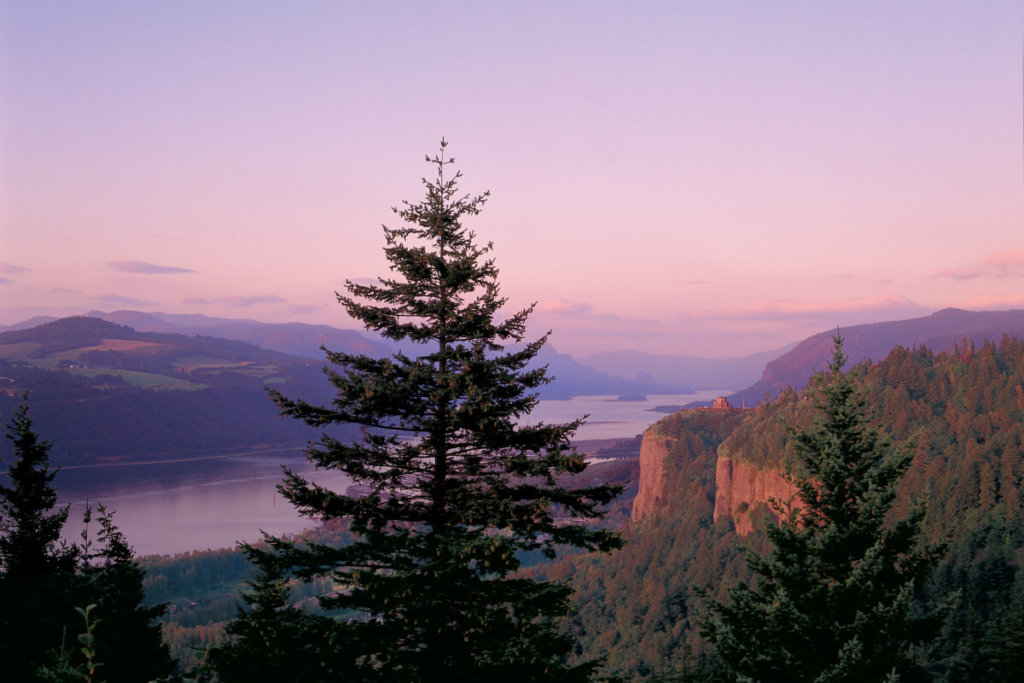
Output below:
[712,456,796,536]
[631,431,676,522]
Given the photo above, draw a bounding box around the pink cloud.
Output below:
[982,249,1024,276]
[934,248,1024,280]
[537,299,595,316]
[288,304,327,315]
[686,296,926,322]
[0,262,29,275]
[94,293,156,306]
[108,260,195,275]
[222,295,286,308]
[956,293,1024,309]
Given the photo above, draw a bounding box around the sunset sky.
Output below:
[2,1,1022,357]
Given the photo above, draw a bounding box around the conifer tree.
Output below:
[210,543,358,682]
[1,401,172,681]
[78,503,174,682]
[0,396,76,577]
[701,336,948,682]
[0,397,79,680]
[223,141,622,681]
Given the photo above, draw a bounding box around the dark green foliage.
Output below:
[209,543,356,682]
[0,397,76,577]
[547,336,1024,679]
[546,409,749,680]
[217,142,622,681]
[77,503,175,682]
[0,398,80,680]
[0,399,172,681]
[701,336,948,681]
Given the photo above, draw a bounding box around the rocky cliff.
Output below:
[712,456,797,536]
[632,404,795,533]
[631,431,676,522]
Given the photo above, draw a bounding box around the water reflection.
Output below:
[56,392,725,556]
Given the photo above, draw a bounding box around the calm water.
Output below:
[57,391,725,556]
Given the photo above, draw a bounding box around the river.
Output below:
[56,391,725,556]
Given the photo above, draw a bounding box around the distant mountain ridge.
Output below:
[1,311,693,400]
[0,316,290,362]
[729,308,1024,407]
[579,345,793,392]
[84,310,393,359]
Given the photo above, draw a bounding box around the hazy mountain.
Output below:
[532,345,689,399]
[579,345,793,392]
[83,310,391,359]
[0,315,59,333]
[729,308,1024,407]
[84,310,685,397]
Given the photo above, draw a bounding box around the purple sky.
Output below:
[2,2,1022,357]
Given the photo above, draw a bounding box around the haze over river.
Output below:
[57,391,725,556]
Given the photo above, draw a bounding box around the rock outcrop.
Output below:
[713,456,797,536]
[631,431,676,522]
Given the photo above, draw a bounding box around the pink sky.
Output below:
[1,2,1022,357]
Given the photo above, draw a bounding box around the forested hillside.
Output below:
[0,317,357,465]
[550,336,1024,680]
[730,308,1024,407]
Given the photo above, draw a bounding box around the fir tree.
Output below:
[0,397,79,680]
[0,396,76,577]
[210,543,358,682]
[701,335,948,682]
[78,503,174,682]
[219,141,622,681]
[1,400,172,681]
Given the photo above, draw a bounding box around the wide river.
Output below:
[56,391,725,556]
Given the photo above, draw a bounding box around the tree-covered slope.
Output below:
[730,308,1024,407]
[553,336,1024,680]
[0,317,357,465]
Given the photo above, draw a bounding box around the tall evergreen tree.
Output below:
[210,543,359,682]
[218,142,622,681]
[1,400,172,681]
[78,503,174,682]
[701,336,948,682]
[0,396,76,577]
[0,397,79,680]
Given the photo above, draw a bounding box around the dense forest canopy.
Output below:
[550,336,1024,680]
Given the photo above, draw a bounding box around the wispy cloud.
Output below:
[536,298,631,322]
[183,295,288,308]
[956,293,1024,309]
[223,295,286,308]
[535,299,659,326]
[94,293,156,306]
[0,262,29,275]
[107,260,195,275]
[685,296,927,323]
[288,304,327,315]
[0,277,9,285]
[934,248,1024,281]
[537,299,596,316]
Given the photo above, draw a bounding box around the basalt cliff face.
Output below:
[632,406,796,534]
[712,456,796,536]
[631,431,676,522]
[630,407,753,525]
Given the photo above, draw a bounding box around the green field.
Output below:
[0,342,43,360]
[65,367,206,390]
